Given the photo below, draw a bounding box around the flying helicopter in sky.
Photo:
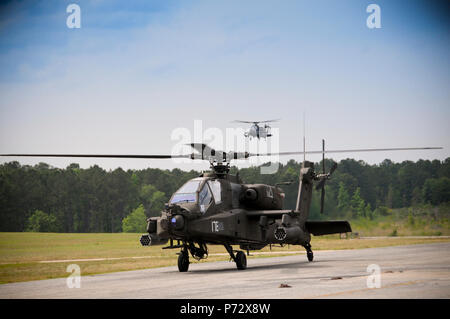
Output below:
[1,142,442,272]
[233,119,280,139]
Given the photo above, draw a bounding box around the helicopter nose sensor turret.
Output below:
[170,214,185,230]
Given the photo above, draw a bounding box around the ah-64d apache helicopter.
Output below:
[1,142,441,272]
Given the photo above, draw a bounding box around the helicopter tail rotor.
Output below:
[315,140,337,214]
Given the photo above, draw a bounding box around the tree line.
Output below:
[0,157,448,232]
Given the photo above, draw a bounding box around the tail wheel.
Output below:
[235,251,247,270]
[307,251,313,262]
[178,252,189,272]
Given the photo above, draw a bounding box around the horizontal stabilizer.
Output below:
[305,220,352,236]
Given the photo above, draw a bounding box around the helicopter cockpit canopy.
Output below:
[170,178,203,204]
[169,178,221,209]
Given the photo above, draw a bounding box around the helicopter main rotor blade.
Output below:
[232,120,257,124]
[187,143,216,155]
[258,118,281,123]
[1,147,442,161]
[250,146,442,157]
[233,119,281,124]
[0,154,190,159]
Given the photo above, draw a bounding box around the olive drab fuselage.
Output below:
[140,160,352,271]
[150,175,310,248]
[144,161,340,249]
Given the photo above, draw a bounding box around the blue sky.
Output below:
[0,0,449,171]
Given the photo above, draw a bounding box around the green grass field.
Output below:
[1,232,450,284]
[348,206,450,237]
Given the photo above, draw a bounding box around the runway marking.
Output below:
[360,236,450,239]
[308,280,423,298]
[4,239,449,265]
[0,251,308,265]
[4,247,393,265]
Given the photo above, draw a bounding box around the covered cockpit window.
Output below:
[169,179,202,204]
[207,180,221,204]
[198,183,212,213]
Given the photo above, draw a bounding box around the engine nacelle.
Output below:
[240,184,284,210]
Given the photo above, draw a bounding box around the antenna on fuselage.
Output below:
[303,112,306,162]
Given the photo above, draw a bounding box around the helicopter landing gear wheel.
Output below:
[235,251,247,270]
[178,251,189,272]
[224,244,247,270]
[304,243,313,262]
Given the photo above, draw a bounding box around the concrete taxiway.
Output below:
[1,242,449,298]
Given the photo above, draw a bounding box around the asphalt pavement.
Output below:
[1,242,449,298]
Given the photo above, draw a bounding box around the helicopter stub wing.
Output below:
[246,210,299,218]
